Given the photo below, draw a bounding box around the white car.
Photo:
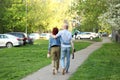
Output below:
[76,32,98,40]
[29,33,40,40]
[40,33,50,40]
[108,34,112,38]
[0,34,23,48]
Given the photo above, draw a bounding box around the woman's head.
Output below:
[52,27,59,35]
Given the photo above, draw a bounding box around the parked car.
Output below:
[108,33,112,38]
[26,35,34,44]
[7,32,33,45]
[100,32,108,37]
[0,34,23,48]
[29,33,40,40]
[40,33,50,40]
[76,32,98,40]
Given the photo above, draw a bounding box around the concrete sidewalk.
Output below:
[21,37,111,80]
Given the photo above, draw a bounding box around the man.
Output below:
[52,23,74,75]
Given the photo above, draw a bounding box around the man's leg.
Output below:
[60,47,66,75]
[66,47,71,73]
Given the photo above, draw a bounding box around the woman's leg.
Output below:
[51,47,56,75]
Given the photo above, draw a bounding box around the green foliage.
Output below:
[0,0,26,33]
[0,0,73,33]
[69,43,120,80]
[97,0,120,35]
[75,0,108,32]
[107,0,120,29]
[1,0,119,34]
[0,0,12,33]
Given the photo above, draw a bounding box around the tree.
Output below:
[0,0,74,33]
[107,0,120,42]
[105,0,120,30]
[0,0,26,33]
[0,0,12,33]
[75,0,108,32]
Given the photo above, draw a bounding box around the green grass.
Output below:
[92,37,102,42]
[0,40,50,80]
[74,41,92,51]
[0,40,91,80]
[69,43,120,80]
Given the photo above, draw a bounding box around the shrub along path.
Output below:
[21,37,111,80]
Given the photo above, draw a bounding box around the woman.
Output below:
[48,27,61,75]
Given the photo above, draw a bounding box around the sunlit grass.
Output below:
[69,43,120,80]
[0,42,50,80]
[0,39,91,80]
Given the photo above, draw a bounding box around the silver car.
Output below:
[0,34,23,48]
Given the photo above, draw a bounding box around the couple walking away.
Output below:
[48,23,75,75]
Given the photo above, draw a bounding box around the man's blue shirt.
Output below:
[56,29,72,47]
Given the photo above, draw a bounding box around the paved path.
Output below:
[21,37,111,80]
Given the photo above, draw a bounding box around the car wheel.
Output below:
[78,36,81,39]
[6,42,13,48]
[90,36,93,40]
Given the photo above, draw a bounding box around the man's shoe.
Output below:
[66,70,68,73]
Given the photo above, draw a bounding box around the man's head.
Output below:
[62,23,69,30]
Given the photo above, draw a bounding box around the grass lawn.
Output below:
[0,39,91,80]
[92,37,102,42]
[69,43,120,80]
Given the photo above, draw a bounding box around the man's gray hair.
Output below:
[64,23,69,29]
